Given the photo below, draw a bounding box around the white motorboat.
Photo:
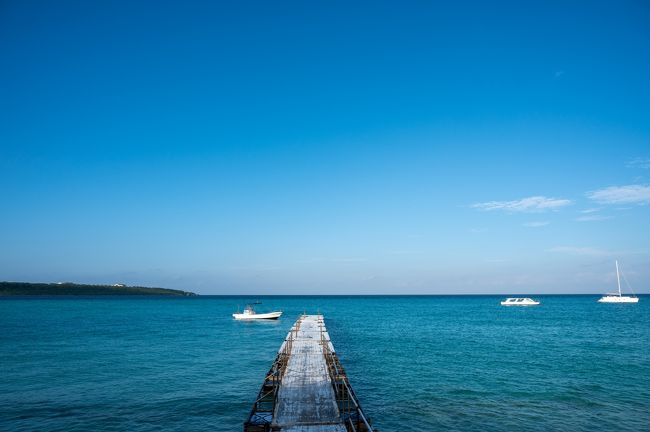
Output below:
[500,297,540,306]
[233,305,283,320]
[598,260,639,303]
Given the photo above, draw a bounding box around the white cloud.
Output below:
[472,196,572,213]
[626,157,650,169]
[575,215,612,222]
[586,184,650,205]
[547,246,610,256]
[523,221,550,227]
[580,208,601,214]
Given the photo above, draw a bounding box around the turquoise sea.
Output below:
[1,295,649,431]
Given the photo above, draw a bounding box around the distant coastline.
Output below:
[0,282,196,296]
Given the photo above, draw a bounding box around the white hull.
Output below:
[500,301,540,306]
[598,296,638,303]
[233,311,283,320]
[501,297,540,306]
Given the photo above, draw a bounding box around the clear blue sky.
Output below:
[1,1,649,294]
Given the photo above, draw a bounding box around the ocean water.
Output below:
[1,295,649,431]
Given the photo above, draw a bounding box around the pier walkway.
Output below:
[273,315,344,431]
[244,315,373,432]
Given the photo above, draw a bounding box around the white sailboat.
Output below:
[598,260,639,303]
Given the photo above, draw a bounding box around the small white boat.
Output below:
[598,260,639,303]
[500,297,540,306]
[233,305,282,320]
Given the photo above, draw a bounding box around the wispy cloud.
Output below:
[472,196,572,213]
[547,246,610,256]
[586,184,650,205]
[626,157,650,169]
[523,221,550,227]
[580,208,601,214]
[575,215,612,222]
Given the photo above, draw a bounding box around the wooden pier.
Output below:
[244,315,374,432]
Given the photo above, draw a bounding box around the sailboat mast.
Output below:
[616,260,621,297]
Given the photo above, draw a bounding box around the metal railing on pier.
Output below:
[243,316,303,432]
[319,321,375,432]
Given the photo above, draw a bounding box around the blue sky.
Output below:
[1,1,649,294]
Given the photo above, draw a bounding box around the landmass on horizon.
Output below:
[0,282,196,296]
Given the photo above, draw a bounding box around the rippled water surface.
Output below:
[1,295,649,431]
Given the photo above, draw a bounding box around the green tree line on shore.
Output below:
[0,282,196,296]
